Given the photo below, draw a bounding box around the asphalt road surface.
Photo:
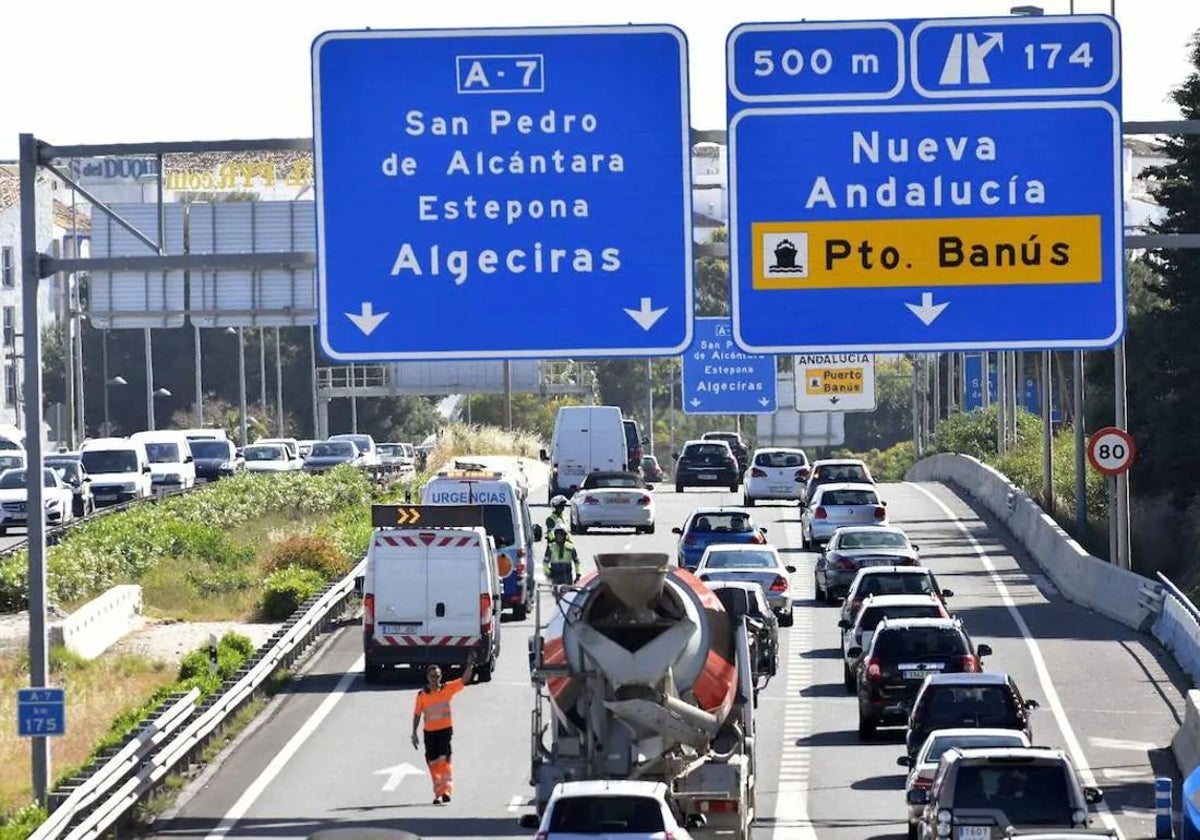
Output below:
[150,480,1186,840]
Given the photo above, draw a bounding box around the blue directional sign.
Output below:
[963,353,996,411]
[726,16,1124,354]
[312,26,694,361]
[682,317,777,415]
[17,688,64,738]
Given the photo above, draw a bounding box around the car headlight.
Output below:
[1072,809,1087,825]
[120,482,137,492]
[44,499,60,509]
[219,461,233,470]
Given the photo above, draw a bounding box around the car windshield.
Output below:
[481,505,516,546]
[548,795,666,833]
[923,686,1018,727]
[0,439,20,451]
[190,441,232,459]
[244,446,285,461]
[642,456,658,468]
[952,764,1072,825]
[584,474,641,489]
[378,444,403,457]
[684,444,730,459]
[703,549,777,569]
[0,470,57,489]
[856,573,937,598]
[81,449,139,474]
[311,442,356,458]
[859,604,942,631]
[925,733,1027,764]
[820,489,879,506]
[838,531,908,549]
[0,456,23,470]
[756,450,806,467]
[48,463,81,482]
[143,443,181,463]
[874,627,966,659]
[689,513,754,534]
[814,464,869,482]
[331,436,369,452]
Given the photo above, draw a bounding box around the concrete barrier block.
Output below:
[49,584,143,660]
[1173,690,1200,776]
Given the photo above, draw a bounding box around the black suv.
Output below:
[906,672,1040,759]
[674,440,741,492]
[851,617,992,738]
[702,431,749,474]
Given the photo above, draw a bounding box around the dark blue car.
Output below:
[672,507,769,570]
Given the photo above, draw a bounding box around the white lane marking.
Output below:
[772,517,819,840]
[203,656,365,840]
[1101,768,1151,780]
[1090,736,1159,752]
[508,794,526,812]
[905,483,1126,840]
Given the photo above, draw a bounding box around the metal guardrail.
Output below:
[1158,572,1200,626]
[29,558,365,840]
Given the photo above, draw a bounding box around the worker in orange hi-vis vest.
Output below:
[411,653,475,805]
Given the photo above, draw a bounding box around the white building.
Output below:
[1124,137,1170,232]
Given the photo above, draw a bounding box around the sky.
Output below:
[1,0,1197,160]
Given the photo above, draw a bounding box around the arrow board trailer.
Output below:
[793,354,877,412]
[312,25,694,361]
[362,517,501,683]
[421,471,538,620]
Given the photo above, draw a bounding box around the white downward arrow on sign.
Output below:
[346,302,389,336]
[905,292,949,326]
[624,297,667,331]
[758,397,771,407]
[690,398,701,408]
[374,762,424,792]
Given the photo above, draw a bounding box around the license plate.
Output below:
[903,669,938,680]
[863,557,894,566]
[379,623,416,635]
[96,495,116,502]
[699,474,716,480]
[958,827,990,840]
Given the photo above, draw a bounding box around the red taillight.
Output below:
[535,831,548,840]
[901,557,916,565]
[866,656,882,681]
[480,593,493,631]
[750,532,765,544]
[517,547,526,559]
[698,800,739,813]
[814,506,827,519]
[750,468,767,478]
[913,776,933,791]
[835,557,856,570]
[684,534,697,546]
[769,576,788,593]
[637,495,651,506]
[874,506,886,520]
[960,655,980,672]
[726,458,737,468]
[364,593,375,636]
[798,467,810,480]
[516,562,526,575]
[583,495,600,505]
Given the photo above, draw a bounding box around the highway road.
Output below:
[151,479,1187,840]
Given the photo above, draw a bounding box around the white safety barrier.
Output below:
[1173,691,1200,777]
[50,585,143,660]
[905,454,1163,632]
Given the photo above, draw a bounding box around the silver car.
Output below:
[694,544,796,626]
[801,483,888,549]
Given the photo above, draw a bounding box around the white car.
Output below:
[569,470,655,535]
[695,543,796,626]
[898,728,1032,838]
[521,779,694,840]
[743,447,810,506]
[0,468,76,535]
[378,442,415,468]
[242,444,302,473]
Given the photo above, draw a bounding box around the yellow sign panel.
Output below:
[752,215,1102,290]
[806,368,865,396]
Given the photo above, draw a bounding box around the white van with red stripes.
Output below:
[362,504,502,684]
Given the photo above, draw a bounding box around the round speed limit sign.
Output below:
[1087,427,1136,476]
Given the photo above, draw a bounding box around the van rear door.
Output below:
[425,530,485,643]
[370,534,428,643]
[591,410,627,473]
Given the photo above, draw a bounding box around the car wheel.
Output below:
[743,495,755,507]
[824,586,839,606]
[577,523,589,535]
[363,658,382,684]
[644,523,656,535]
[814,575,824,602]
[512,602,528,621]
[907,824,918,840]
[858,713,876,740]
[778,609,794,628]
[843,662,856,693]
[474,656,494,683]
[675,483,684,493]
[729,483,739,492]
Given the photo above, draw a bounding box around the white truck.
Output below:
[519,553,757,840]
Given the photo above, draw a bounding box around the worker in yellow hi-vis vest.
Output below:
[411,653,475,804]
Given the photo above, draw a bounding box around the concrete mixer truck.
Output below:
[522,553,758,840]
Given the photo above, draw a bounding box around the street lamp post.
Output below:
[104,376,127,437]
[150,387,171,431]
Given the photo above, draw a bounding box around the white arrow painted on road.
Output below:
[346,302,389,336]
[624,297,667,331]
[905,292,949,326]
[374,762,424,792]
[690,398,701,408]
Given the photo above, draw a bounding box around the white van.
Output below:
[255,437,301,461]
[79,438,153,507]
[422,467,538,621]
[361,504,501,683]
[541,405,628,500]
[179,428,228,442]
[130,431,196,490]
[329,433,380,466]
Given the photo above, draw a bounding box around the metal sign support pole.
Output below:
[1074,351,1087,535]
[237,326,248,446]
[144,328,155,431]
[275,328,284,437]
[1042,351,1054,513]
[309,326,319,439]
[18,133,50,803]
[1114,341,1131,568]
[194,325,204,427]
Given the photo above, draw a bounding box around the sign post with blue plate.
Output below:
[17,688,64,738]
[682,317,777,415]
[313,25,694,361]
[726,16,1123,354]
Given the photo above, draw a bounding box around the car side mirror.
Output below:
[672,527,683,535]
[897,756,913,768]
[846,646,862,658]
[82,476,91,483]
[646,484,655,491]
[977,644,993,657]
[517,814,540,829]
[539,449,549,462]
[533,525,543,542]
[1025,699,1040,710]
[142,465,151,474]
[785,564,796,573]
[185,455,194,463]
[907,789,929,806]
[838,619,852,629]
[941,589,954,598]
[1084,787,1103,805]
[760,527,768,534]
[881,500,888,506]
[911,544,920,552]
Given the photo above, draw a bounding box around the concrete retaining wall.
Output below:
[1174,690,1200,775]
[50,584,143,660]
[905,453,1161,632]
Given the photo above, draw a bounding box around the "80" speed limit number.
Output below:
[1087,427,1136,476]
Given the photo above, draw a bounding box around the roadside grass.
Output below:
[0,648,175,816]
